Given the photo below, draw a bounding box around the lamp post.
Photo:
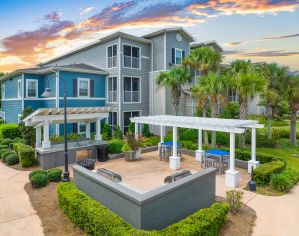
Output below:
[42,75,70,182]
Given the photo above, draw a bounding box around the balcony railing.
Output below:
[124,91,140,102]
[124,56,140,69]
[108,56,117,68]
[107,91,117,103]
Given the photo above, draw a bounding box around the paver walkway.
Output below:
[0,163,43,236]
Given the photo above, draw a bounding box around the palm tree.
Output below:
[156,66,191,115]
[259,63,289,139]
[228,60,267,147]
[183,47,222,145]
[195,72,227,147]
[280,75,299,146]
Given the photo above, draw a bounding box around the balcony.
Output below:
[124,91,140,103]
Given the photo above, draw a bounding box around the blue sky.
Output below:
[0,0,298,72]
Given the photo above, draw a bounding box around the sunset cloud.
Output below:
[1,0,299,72]
[224,49,299,58]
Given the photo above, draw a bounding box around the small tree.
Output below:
[226,190,244,214]
[113,125,123,139]
[142,124,152,137]
[18,107,35,146]
[101,124,112,140]
[128,122,135,133]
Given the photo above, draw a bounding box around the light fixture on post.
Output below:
[42,75,70,182]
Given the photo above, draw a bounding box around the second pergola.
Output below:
[131,115,264,188]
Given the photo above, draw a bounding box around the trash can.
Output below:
[97,144,109,162]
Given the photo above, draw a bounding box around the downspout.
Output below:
[55,70,60,136]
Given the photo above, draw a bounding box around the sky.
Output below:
[0,0,298,73]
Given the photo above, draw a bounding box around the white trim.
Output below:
[106,44,118,69]
[164,33,166,70]
[26,79,38,98]
[17,114,22,124]
[17,79,22,99]
[107,76,118,103]
[141,56,150,59]
[78,122,86,134]
[77,78,90,98]
[2,98,22,101]
[174,48,182,65]
[58,97,106,100]
[122,75,141,104]
[55,71,59,108]
[21,74,24,111]
[118,37,122,127]
[123,110,141,131]
[122,43,141,70]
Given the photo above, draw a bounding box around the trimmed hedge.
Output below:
[108,139,125,154]
[0,138,13,146]
[0,148,10,159]
[0,144,8,150]
[253,160,286,185]
[47,168,62,182]
[57,182,229,236]
[29,169,47,181]
[1,150,15,163]
[30,173,49,188]
[270,168,299,192]
[6,154,19,165]
[0,124,21,139]
[19,145,35,167]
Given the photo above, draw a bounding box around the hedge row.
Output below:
[253,160,286,185]
[57,182,229,236]
[0,124,21,139]
[29,168,62,188]
[270,168,299,192]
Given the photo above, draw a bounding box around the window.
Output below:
[26,80,38,98]
[107,77,117,103]
[108,112,117,131]
[78,78,90,97]
[123,45,140,69]
[78,122,86,134]
[123,76,140,103]
[175,48,182,65]
[107,44,117,68]
[17,79,22,99]
[228,89,238,102]
[2,84,5,99]
[124,111,140,132]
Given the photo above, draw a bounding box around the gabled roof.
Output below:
[142,27,195,42]
[191,41,223,52]
[0,63,107,81]
[38,31,151,66]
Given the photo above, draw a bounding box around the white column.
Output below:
[248,128,259,173]
[95,118,102,141]
[36,126,42,148]
[86,123,91,139]
[169,126,180,170]
[196,129,205,162]
[135,122,138,140]
[225,132,239,187]
[42,121,51,149]
[158,125,165,151]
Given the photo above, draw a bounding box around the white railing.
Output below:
[107,91,117,103]
[124,91,140,102]
[108,56,117,68]
[124,56,140,69]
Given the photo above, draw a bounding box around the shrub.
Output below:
[18,107,36,146]
[142,124,152,138]
[108,139,124,154]
[253,160,286,185]
[181,140,198,151]
[0,148,10,159]
[112,125,123,139]
[220,102,239,119]
[101,124,112,141]
[0,144,8,150]
[226,190,243,213]
[0,138,13,146]
[270,169,299,192]
[128,122,135,133]
[1,150,15,163]
[12,142,26,153]
[179,129,198,142]
[139,136,160,147]
[19,145,36,167]
[29,169,47,181]
[0,124,21,139]
[6,154,19,165]
[47,168,62,182]
[30,173,49,188]
[57,182,229,236]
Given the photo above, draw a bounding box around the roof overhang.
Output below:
[131,115,264,134]
[191,41,223,52]
[24,107,113,127]
[142,27,195,42]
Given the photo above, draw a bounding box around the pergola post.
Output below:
[135,122,138,140]
[42,120,51,149]
[169,126,180,170]
[248,128,259,173]
[86,123,91,139]
[225,132,239,187]
[195,129,205,162]
[36,126,42,148]
[95,118,102,141]
[158,125,164,152]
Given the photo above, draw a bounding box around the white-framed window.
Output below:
[107,77,117,103]
[78,122,86,134]
[17,79,22,99]
[26,79,38,98]
[228,89,239,102]
[123,111,140,132]
[107,44,117,68]
[123,76,140,103]
[175,48,182,65]
[2,84,5,99]
[108,112,117,131]
[78,78,90,97]
[123,44,140,69]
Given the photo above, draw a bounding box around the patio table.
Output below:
[159,141,182,159]
[205,149,229,174]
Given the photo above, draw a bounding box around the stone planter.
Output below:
[124,149,141,161]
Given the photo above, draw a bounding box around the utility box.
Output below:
[97,144,109,162]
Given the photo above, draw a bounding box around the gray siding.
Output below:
[152,34,165,71]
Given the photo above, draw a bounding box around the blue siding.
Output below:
[2,100,22,123]
[59,99,105,108]
[3,74,22,99]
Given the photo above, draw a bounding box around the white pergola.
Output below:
[24,107,111,149]
[131,115,264,188]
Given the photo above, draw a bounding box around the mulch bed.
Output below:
[24,182,85,236]
[218,197,257,236]
[8,163,40,171]
[25,183,256,236]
